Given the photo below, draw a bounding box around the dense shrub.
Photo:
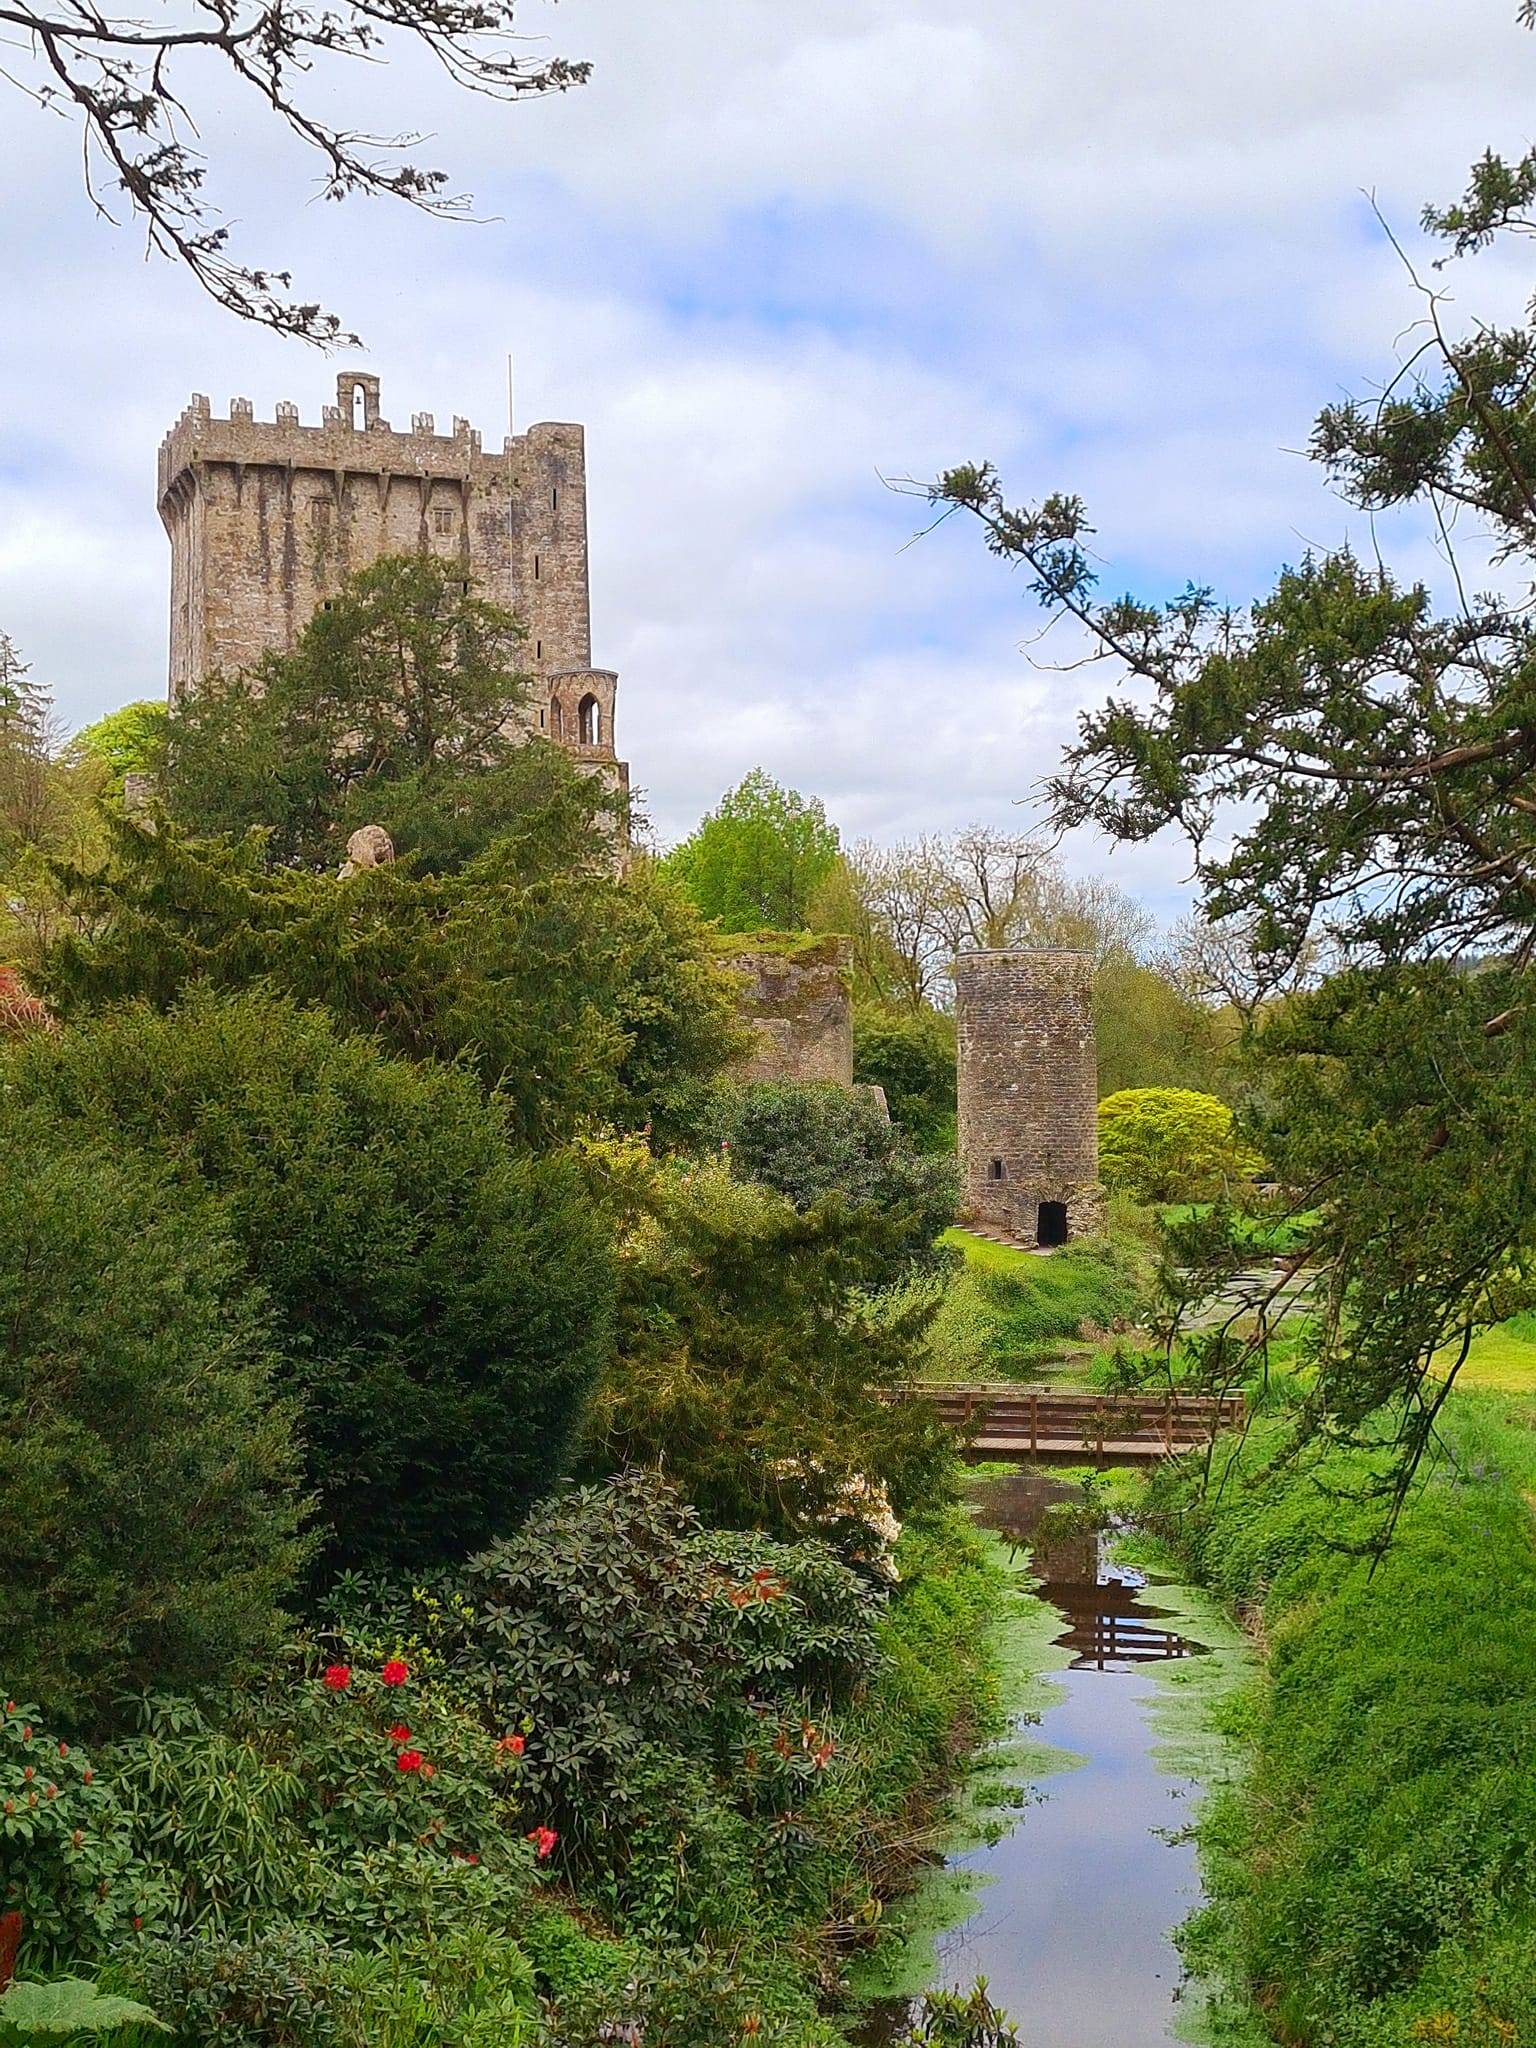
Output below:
[6,989,613,1570]
[0,1107,309,1725]
[711,1081,957,1285]
[35,816,742,1151]
[1097,1087,1262,1203]
[0,1705,157,1966]
[583,1156,956,1537]
[324,1474,883,1853]
[852,1005,957,1150]
[1156,1400,1536,2044]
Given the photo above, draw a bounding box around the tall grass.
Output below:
[1153,1395,1536,2046]
[927,1225,1154,1380]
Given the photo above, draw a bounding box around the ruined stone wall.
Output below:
[722,936,854,1087]
[158,376,625,796]
[955,949,1103,1246]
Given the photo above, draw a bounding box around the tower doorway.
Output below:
[1037,1201,1069,1248]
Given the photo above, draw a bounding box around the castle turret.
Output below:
[955,949,1103,1247]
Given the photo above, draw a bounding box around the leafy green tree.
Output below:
[583,1148,954,1537]
[662,771,840,932]
[711,1080,957,1283]
[0,632,64,860]
[64,700,168,796]
[1097,1088,1261,1204]
[0,1104,310,1726]
[931,5,1536,1488]
[7,989,615,1571]
[33,815,740,1149]
[852,1004,957,1148]
[163,555,614,874]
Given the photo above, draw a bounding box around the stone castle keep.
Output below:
[158,372,626,797]
[956,949,1102,1248]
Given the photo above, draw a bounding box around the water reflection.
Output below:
[852,1467,1210,2048]
[978,1467,1210,1673]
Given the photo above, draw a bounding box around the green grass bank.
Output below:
[1147,1391,1536,2047]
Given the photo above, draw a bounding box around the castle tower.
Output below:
[157,373,627,799]
[955,949,1103,1248]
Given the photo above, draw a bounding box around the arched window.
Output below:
[578,694,601,747]
[550,698,564,740]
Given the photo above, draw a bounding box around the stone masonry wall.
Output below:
[955,949,1103,1246]
[158,376,626,798]
[722,937,855,1087]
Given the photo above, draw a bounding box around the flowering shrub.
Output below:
[767,1464,904,1585]
[0,1703,160,1973]
[101,1665,534,1939]
[324,1475,882,1856]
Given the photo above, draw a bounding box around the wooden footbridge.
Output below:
[911,1383,1245,1464]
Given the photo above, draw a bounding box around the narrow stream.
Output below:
[858,1469,1214,2046]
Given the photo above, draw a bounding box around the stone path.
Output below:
[1179,1258,1319,1329]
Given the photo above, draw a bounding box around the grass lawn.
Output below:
[1433,1309,1536,1392]
[940,1225,1043,1275]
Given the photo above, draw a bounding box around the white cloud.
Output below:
[2,0,1535,923]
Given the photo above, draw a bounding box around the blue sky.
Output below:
[4,0,1536,923]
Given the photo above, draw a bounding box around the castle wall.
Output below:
[157,378,623,788]
[722,937,855,1088]
[955,949,1102,1246]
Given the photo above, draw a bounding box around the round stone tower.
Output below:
[955,948,1103,1248]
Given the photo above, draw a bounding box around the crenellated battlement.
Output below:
[158,375,587,509]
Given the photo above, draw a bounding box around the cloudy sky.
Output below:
[4,0,1536,919]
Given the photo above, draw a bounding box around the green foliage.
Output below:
[710,1081,957,1285]
[1097,1087,1261,1204]
[0,1106,310,1726]
[852,1004,957,1149]
[324,1474,882,1851]
[1093,955,1229,1099]
[7,988,613,1571]
[160,555,608,874]
[893,1983,1018,2045]
[34,817,739,1151]
[583,1152,956,1538]
[1155,1398,1536,2044]
[662,770,840,932]
[927,1225,1153,1378]
[1,1708,160,1969]
[0,1977,164,2036]
[64,705,167,798]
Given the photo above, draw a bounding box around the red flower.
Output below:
[420,1762,436,1779]
[380,1659,410,1687]
[395,1749,424,1774]
[495,1732,525,1759]
[322,1665,352,1692]
[526,1824,558,1859]
[387,1724,411,1744]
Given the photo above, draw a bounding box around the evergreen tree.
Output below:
[164,555,619,873]
[35,813,741,1150]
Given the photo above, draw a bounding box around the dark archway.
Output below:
[1037,1201,1069,1248]
[578,693,601,747]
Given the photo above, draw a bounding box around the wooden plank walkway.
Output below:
[908,1383,1244,1464]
